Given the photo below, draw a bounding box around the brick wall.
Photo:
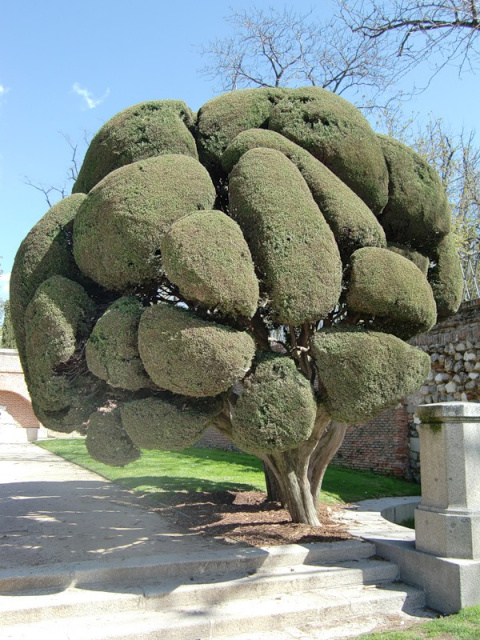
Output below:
[334,404,410,478]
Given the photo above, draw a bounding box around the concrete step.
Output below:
[1,582,427,640]
[0,539,376,593]
[0,557,399,625]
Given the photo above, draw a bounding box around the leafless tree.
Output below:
[24,131,89,208]
[339,1,480,78]
[200,6,400,105]
[377,108,480,293]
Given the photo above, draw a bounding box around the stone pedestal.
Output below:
[415,402,480,560]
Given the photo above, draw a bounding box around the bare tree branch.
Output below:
[24,130,90,207]
[339,1,480,76]
[199,6,400,106]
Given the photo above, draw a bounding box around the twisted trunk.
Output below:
[211,403,348,526]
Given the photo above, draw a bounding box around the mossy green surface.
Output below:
[378,135,450,252]
[1,300,16,349]
[222,128,386,260]
[232,354,316,454]
[121,394,222,450]
[31,377,105,434]
[161,210,259,318]
[73,100,198,194]
[24,275,96,414]
[85,409,141,467]
[73,155,216,292]
[387,243,430,275]
[138,303,256,397]
[311,329,430,423]
[229,147,342,325]
[86,297,154,391]
[196,87,285,175]
[428,233,464,319]
[267,87,389,214]
[10,194,86,368]
[346,247,437,339]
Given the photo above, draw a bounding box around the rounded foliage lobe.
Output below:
[229,147,342,325]
[10,194,87,368]
[73,155,216,292]
[223,128,386,261]
[378,135,450,253]
[86,409,141,467]
[24,275,97,414]
[138,303,256,397]
[428,233,464,319]
[346,247,437,339]
[86,296,154,391]
[73,100,198,193]
[232,354,316,454]
[121,393,223,450]
[268,87,389,214]
[161,210,259,318]
[311,329,431,423]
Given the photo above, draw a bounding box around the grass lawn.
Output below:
[358,604,480,639]
[36,439,419,504]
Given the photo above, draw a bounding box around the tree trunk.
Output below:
[259,406,333,525]
[309,422,348,502]
[212,403,349,527]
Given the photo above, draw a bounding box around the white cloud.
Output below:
[0,84,8,95]
[72,82,110,109]
[0,273,10,297]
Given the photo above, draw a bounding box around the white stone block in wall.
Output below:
[409,437,421,453]
[445,381,457,393]
[455,343,467,352]
[464,352,477,361]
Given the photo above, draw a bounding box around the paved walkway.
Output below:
[0,442,227,572]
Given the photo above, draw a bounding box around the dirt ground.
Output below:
[146,490,354,547]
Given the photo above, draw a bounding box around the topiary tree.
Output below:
[11,88,463,525]
[1,300,17,349]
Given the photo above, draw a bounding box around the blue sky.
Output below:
[1,0,478,299]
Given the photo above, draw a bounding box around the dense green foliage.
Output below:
[138,303,256,397]
[85,296,153,391]
[1,300,16,349]
[161,210,259,318]
[346,247,437,339]
[429,233,465,319]
[268,87,390,215]
[232,354,317,453]
[12,87,462,524]
[85,409,140,467]
[311,329,430,423]
[73,155,216,292]
[73,100,198,194]
[378,134,451,252]
[229,147,342,324]
[223,128,386,261]
[121,394,223,450]
[9,194,87,367]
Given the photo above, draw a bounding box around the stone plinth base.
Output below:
[375,537,480,614]
[415,507,480,559]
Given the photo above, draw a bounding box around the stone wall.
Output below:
[335,299,480,480]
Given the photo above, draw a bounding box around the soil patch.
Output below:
[145,490,354,547]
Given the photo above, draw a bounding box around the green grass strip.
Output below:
[357,604,480,639]
[36,439,419,503]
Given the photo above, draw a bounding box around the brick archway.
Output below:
[0,349,44,442]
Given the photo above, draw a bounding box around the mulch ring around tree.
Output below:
[145,490,354,547]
